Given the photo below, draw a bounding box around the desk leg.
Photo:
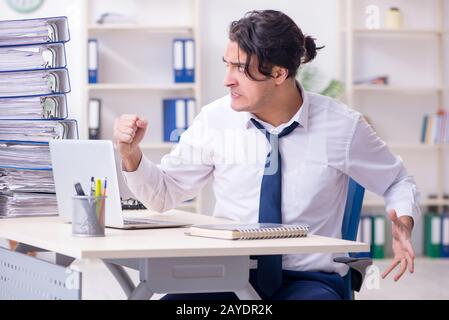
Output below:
[103,261,136,298]
[105,256,261,300]
[235,283,261,300]
[128,282,154,300]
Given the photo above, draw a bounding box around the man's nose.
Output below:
[223,68,237,87]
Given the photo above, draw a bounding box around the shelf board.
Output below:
[140,143,177,150]
[88,83,195,91]
[88,24,192,34]
[353,28,441,36]
[352,85,442,93]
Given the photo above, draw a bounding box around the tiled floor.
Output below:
[73,257,449,300]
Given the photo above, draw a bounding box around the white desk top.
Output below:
[0,210,369,259]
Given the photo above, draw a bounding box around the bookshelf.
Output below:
[339,0,449,257]
[339,0,449,213]
[80,0,202,213]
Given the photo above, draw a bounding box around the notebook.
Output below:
[188,223,309,240]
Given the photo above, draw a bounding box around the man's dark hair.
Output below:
[228,10,324,81]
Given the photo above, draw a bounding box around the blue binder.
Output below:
[441,213,449,257]
[173,38,195,83]
[184,39,195,83]
[88,39,98,83]
[163,98,196,142]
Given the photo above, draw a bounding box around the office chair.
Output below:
[334,177,373,300]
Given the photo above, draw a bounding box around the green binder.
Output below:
[371,215,385,259]
[424,213,441,258]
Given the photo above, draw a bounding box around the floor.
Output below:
[71,257,449,300]
[356,258,449,300]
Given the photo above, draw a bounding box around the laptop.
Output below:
[49,140,190,229]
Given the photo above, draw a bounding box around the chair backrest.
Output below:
[341,177,365,300]
[342,178,365,241]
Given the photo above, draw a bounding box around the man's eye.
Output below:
[237,65,245,73]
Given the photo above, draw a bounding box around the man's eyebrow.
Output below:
[222,57,245,67]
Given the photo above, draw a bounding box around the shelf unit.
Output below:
[339,0,449,212]
[80,0,202,213]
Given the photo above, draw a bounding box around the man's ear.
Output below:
[272,66,289,85]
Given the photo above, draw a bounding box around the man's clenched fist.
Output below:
[113,114,148,172]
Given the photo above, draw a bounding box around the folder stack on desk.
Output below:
[0,17,78,218]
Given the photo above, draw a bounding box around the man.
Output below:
[114,10,419,300]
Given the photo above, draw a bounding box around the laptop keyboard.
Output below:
[124,219,156,225]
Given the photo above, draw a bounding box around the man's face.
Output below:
[223,41,275,113]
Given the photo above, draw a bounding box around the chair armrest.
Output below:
[334,257,373,292]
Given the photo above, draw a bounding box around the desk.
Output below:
[0,210,369,300]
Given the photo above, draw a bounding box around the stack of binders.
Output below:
[173,38,195,83]
[0,16,78,218]
[354,214,386,259]
[163,98,196,142]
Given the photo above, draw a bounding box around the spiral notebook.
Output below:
[188,223,309,240]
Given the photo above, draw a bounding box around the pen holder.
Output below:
[72,195,107,237]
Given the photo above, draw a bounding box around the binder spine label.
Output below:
[443,217,449,246]
[432,216,441,244]
[374,217,385,245]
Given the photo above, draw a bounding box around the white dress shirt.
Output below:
[122,83,421,276]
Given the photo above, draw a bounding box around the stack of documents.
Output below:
[0,119,77,142]
[0,142,51,169]
[0,17,70,46]
[0,95,67,119]
[0,192,57,217]
[0,16,77,218]
[0,69,70,98]
[0,168,54,193]
[0,42,67,72]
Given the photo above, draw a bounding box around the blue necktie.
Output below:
[251,118,299,298]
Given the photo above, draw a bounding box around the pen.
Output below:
[74,182,85,196]
[90,176,95,196]
[103,177,107,197]
[95,179,102,197]
[95,178,102,220]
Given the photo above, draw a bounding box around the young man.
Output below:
[114,10,419,300]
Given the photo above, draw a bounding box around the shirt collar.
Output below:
[243,80,309,132]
